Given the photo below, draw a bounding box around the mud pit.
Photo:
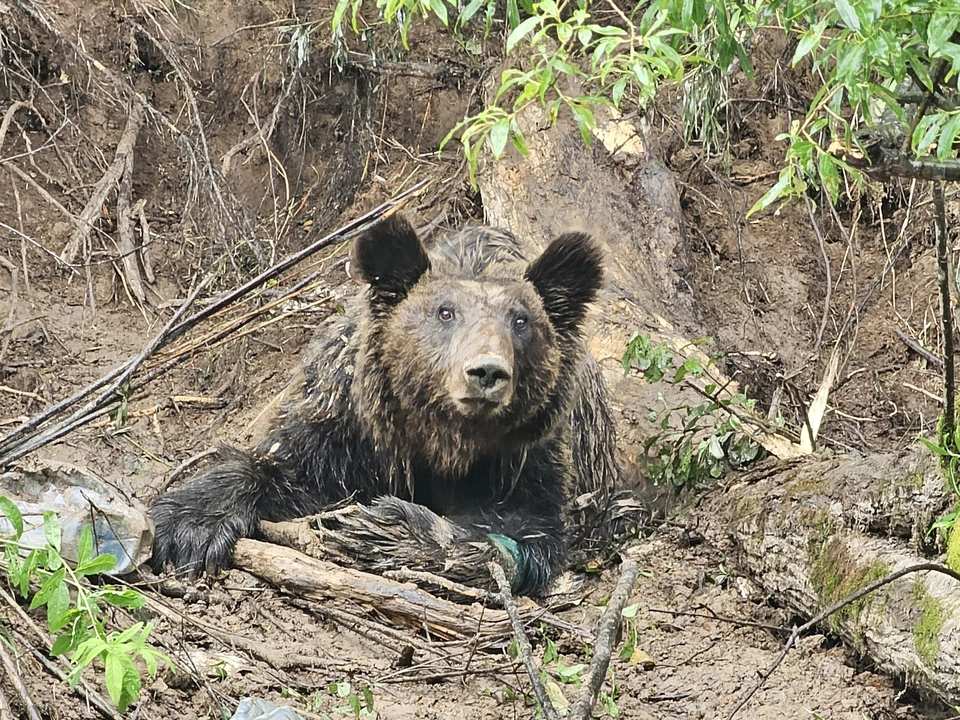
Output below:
[0,1,952,718]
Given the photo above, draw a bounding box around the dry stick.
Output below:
[0,180,427,465]
[489,562,560,720]
[934,182,955,439]
[62,100,145,263]
[0,101,34,155]
[135,199,155,284]
[0,254,18,364]
[115,110,147,309]
[895,328,944,369]
[0,635,42,720]
[569,560,639,720]
[804,196,832,354]
[727,562,960,720]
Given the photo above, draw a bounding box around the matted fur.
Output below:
[149,216,624,595]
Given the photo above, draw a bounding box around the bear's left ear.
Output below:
[525,232,603,335]
[355,214,430,307]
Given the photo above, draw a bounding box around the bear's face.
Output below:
[382,277,560,423]
[354,215,603,472]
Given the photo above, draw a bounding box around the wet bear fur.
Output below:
[149,214,621,595]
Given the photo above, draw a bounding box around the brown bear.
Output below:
[148,214,624,595]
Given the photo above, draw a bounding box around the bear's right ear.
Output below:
[354,214,430,306]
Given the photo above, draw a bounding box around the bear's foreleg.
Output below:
[149,446,279,577]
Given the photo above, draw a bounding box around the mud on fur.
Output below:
[149,215,638,595]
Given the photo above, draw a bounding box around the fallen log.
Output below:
[721,446,960,703]
[232,538,594,645]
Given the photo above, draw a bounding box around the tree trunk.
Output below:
[478,105,803,461]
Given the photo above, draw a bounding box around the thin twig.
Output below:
[383,567,497,603]
[727,562,960,719]
[804,196,832,354]
[934,182,955,438]
[647,607,787,634]
[569,560,639,720]
[895,328,944,368]
[0,640,41,720]
[489,562,559,720]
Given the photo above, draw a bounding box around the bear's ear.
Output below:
[355,214,430,306]
[525,232,603,335]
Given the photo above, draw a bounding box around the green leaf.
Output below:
[0,496,23,539]
[506,0,520,31]
[792,23,824,66]
[542,638,558,664]
[43,511,61,553]
[621,602,640,618]
[746,168,793,218]
[506,15,540,53]
[77,525,94,567]
[105,652,125,708]
[331,0,350,32]
[938,113,960,162]
[570,103,595,145]
[915,114,947,155]
[929,11,960,56]
[611,76,628,108]
[46,582,70,629]
[30,567,66,611]
[76,553,118,578]
[818,153,840,205]
[489,118,511,159]
[833,0,860,32]
[429,0,449,25]
[98,588,147,608]
[51,621,83,657]
[458,0,486,26]
[511,121,530,156]
[558,662,586,680]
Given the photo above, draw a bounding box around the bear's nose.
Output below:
[464,356,511,393]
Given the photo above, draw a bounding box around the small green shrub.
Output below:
[622,333,763,487]
[0,497,171,712]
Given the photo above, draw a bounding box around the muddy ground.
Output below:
[0,0,953,718]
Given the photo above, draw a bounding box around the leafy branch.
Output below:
[0,497,171,712]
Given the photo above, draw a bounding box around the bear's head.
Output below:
[353,214,603,477]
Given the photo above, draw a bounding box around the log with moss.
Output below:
[722,446,960,703]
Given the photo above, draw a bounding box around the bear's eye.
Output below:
[513,314,529,332]
[437,306,455,322]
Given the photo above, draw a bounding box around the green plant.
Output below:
[920,418,960,565]
[622,333,763,487]
[0,497,171,712]
[328,680,376,719]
